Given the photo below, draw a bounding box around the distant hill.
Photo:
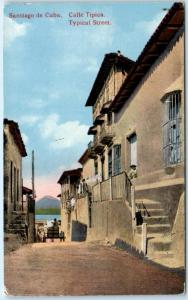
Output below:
[36,195,60,209]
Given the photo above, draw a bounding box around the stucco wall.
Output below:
[88,200,133,245]
[171,192,185,267]
[27,213,35,243]
[82,159,95,180]
[76,197,89,225]
[114,31,184,185]
[4,124,23,226]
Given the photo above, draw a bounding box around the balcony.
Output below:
[94,135,105,154]
[93,114,105,126]
[100,125,114,145]
[92,171,132,205]
[88,141,97,159]
[100,100,112,114]
[87,125,97,135]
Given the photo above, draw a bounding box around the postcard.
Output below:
[3,0,185,296]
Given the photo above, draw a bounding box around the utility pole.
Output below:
[32,150,35,200]
[32,150,36,242]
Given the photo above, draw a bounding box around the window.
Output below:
[113,144,121,175]
[14,167,16,210]
[94,160,98,176]
[108,149,112,177]
[10,161,13,203]
[128,133,137,166]
[101,156,105,181]
[107,112,113,125]
[17,169,19,202]
[163,91,182,166]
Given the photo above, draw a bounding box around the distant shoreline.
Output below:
[35,208,61,215]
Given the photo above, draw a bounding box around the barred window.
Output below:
[162,91,182,166]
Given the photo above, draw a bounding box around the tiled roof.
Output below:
[4,118,27,157]
[85,53,135,106]
[57,168,82,184]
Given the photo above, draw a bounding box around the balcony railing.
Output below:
[92,171,132,206]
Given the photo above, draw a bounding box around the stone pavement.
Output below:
[4,241,185,296]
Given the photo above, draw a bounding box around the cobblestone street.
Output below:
[4,241,185,296]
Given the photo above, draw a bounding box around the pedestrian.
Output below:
[59,231,65,242]
[53,218,58,228]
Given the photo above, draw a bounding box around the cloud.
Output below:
[22,132,28,144]
[135,11,166,35]
[117,10,167,60]
[49,91,63,100]
[4,16,30,47]
[58,23,115,51]
[38,113,90,149]
[56,54,99,74]
[28,98,47,109]
[20,115,41,126]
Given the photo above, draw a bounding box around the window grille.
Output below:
[162,91,182,166]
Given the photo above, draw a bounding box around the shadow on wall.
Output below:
[71,220,87,242]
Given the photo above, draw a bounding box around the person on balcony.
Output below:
[128,165,137,180]
[70,197,76,209]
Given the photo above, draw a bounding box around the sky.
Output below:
[4,1,173,199]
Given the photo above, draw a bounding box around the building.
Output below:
[22,186,35,243]
[86,52,135,181]
[58,168,82,241]
[84,3,184,266]
[4,119,35,242]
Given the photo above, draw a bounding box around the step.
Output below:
[148,250,174,260]
[12,211,27,216]
[7,229,26,236]
[136,199,162,210]
[11,220,25,225]
[136,224,171,234]
[139,208,165,217]
[147,234,172,252]
[9,223,26,229]
[142,216,169,225]
[149,240,171,252]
